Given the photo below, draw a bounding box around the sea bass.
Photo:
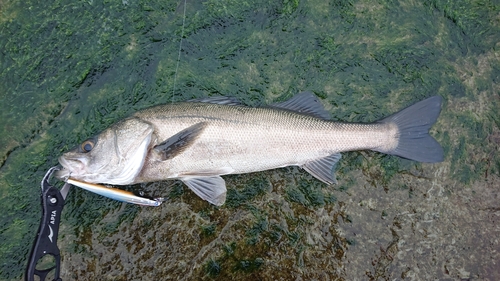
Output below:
[56,92,443,206]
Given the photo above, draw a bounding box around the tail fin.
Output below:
[378,96,444,163]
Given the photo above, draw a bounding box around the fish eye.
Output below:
[80,139,95,153]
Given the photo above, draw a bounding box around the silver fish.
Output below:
[56,92,443,206]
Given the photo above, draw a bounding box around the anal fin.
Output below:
[181,176,227,206]
[302,153,342,185]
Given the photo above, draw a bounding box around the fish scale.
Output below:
[135,103,383,178]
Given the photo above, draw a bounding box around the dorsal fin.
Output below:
[271,91,331,119]
[188,96,243,106]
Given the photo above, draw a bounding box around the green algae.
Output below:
[225,177,269,209]
[286,178,336,207]
[1,0,499,279]
[204,258,221,277]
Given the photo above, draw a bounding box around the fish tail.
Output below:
[378,96,444,163]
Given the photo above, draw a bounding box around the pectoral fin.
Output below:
[181,176,227,206]
[153,122,206,161]
[302,153,342,185]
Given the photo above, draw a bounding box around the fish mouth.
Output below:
[54,167,71,181]
[55,156,84,181]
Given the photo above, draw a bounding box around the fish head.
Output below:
[56,117,154,185]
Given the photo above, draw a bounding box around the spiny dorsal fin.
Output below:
[302,153,342,184]
[181,176,227,206]
[271,91,331,120]
[188,96,243,106]
[153,122,206,161]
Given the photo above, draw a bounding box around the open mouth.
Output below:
[54,156,81,181]
[54,167,71,181]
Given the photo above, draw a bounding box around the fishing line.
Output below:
[172,0,187,102]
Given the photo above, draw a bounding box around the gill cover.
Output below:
[58,117,154,184]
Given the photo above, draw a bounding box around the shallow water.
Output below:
[1,0,499,279]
